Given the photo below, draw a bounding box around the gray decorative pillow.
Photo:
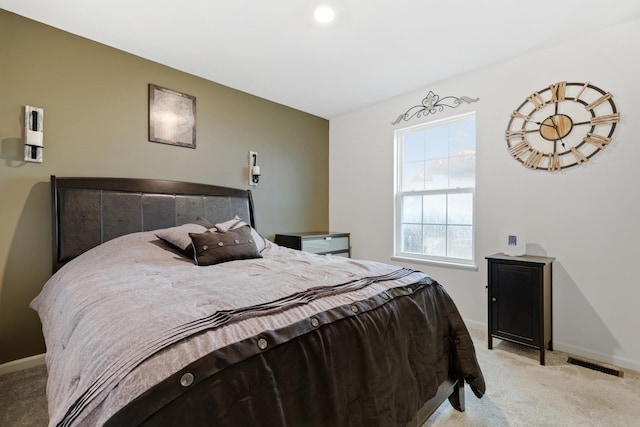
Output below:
[190,226,262,266]
[155,223,208,257]
[215,216,267,252]
[191,216,215,229]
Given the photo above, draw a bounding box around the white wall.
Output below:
[329,18,640,371]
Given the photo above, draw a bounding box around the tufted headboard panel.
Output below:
[51,176,255,273]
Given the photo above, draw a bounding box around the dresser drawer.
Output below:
[275,232,351,257]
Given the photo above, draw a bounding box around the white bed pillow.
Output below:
[215,216,267,252]
[155,223,208,256]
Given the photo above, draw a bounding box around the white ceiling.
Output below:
[2,1,640,119]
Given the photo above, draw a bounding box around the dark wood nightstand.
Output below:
[274,232,350,257]
[486,253,554,365]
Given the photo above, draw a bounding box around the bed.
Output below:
[31,176,485,427]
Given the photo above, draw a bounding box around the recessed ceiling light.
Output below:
[314,5,335,24]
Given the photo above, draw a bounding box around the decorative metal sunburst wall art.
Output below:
[391,91,479,124]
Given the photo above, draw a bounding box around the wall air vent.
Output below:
[567,357,624,378]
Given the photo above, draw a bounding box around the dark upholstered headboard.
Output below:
[51,176,255,273]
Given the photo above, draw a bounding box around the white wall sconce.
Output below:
[249,151,261,186]
[24,105,44,163]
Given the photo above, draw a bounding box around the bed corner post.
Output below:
[447,378,466,412]
[51,175,59,274]
[247,189,256,229]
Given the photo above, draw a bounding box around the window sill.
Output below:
[391,256,478,271]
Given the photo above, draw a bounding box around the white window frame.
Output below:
[392,112,477,270]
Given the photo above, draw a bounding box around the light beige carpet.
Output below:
[0,362,48,426]
[1,326,639,426]
[427,326,640,426]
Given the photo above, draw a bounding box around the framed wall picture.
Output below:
[148,84,196,148]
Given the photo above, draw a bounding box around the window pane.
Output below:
[449,152,475,188]
[449,120,476,155]
[403,131,425,163]
[423,194,446,224]
[449,120,476,188]
[402,161,425,191]
[447,225,473,259]
[425,127,449,160]
[424,157,449,190]
[447,193,473,225]
[402,224,422,253]
[423,225,446,257]
[401,195,422,223]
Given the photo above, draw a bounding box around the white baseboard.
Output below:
[553,342,640,373]
[461,318,640,373]
[0,353,46,376]
[463,318,486,332]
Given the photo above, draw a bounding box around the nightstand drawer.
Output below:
[302,236,349,253]
[275,232,351,257]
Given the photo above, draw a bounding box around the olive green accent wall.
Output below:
[0,10,329,364]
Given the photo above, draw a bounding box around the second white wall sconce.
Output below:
[249,151,261,186]
[24,105,44,163]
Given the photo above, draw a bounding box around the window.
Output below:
[394,112,476,267]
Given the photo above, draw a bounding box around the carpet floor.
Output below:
[1,326,638,426]
[429,327,640,426]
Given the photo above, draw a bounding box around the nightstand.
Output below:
[274,232,350,257]
[486,253,554,365]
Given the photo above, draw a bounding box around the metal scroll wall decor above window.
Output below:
[391,91,479,125]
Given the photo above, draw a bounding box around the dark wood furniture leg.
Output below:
[447,378,465,412]
[407,377,465,426]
